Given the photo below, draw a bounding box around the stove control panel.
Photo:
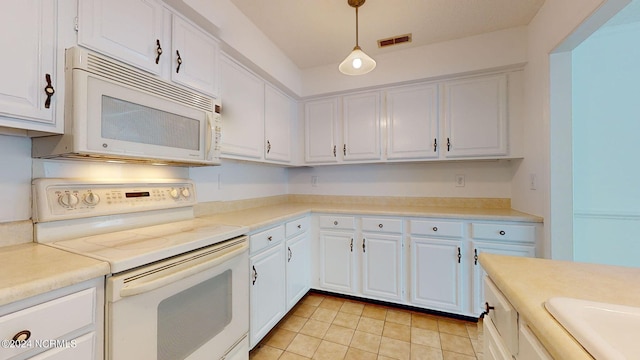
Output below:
[33,179,196,222]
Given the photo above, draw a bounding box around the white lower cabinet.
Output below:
[319,230,357,294]
[249,216,311,349]
[361,233,402,301]
[0,278,104,360]
[317,215,404,303]
[470,222,536,316]
[409,219,464,314]
[285,217,311,310]
[483,277,552,360]
[249,226,286,349]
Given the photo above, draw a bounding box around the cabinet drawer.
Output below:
[0,288,95,360]
[410,219,463,238]
[362,217,402,233]
[484,277,518,355]
[471,223,535,243]
[250,225,285,254]
[285,217,309,238]
[318,215,355,230]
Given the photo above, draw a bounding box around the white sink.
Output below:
[545,297,640,360]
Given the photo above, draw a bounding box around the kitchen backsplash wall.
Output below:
[288,161,514,198]
[0,134,31,223]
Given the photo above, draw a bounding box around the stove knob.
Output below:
[181,188,190,198]
[58,193,79,207]
[83,192,100,206]
[169,188,179,199]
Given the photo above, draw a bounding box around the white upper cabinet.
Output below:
[264,84,293,163]
[78,0,220,98]
[303,71,516,166]
[0,0,61,133]
[219,54,294,164]
[386,84,439,160]
[442,74,508,158]
[342,91,381,161]
[78,0,166,75]
[304,98,340,163]
[219,55,264,159]
[171,15,219,97]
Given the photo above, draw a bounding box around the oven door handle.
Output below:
[119,242,247,298]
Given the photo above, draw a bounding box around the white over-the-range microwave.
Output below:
[32,47,222,166]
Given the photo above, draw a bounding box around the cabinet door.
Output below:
[286,233,311,309]
[442,74,507,158]
[78,0,165,75]
[219,55,264,159]
[361,234,403,301]
[342,92,381,161]
[0,0,58,131]
[411,237,463,313]
[250,245,286,348]
[265,84,293,163]
[305,98,339,163]
[171,15,219,97]
[319,230,356,294]
[386,84,439,160]
[471,241,534,316]
[484,315,513,360]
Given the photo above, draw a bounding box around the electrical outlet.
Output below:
[455,174,465,187]
[529,173,537,190]
[311,176,318,187]
[217,174,222,190]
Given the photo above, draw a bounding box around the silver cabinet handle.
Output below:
[350,238,353,252]
[457,247,461,263]
[288,247,292,262]
[362,238,366,253]
[499,230,506,236]
[334,221,338,226]
[267,236,273,241]
[432,227,438,232]
[378,223,383,229]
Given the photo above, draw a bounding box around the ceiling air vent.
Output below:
[378,33,412,48]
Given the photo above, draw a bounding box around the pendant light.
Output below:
[339,0,376,75]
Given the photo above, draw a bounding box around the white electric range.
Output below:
[32,178,250,360]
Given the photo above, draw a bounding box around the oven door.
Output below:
[106,236,248,360]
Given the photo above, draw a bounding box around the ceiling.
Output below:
[229,0,546,70]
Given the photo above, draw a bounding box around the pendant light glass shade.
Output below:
[339,46,376,75]
[339,0,375,75]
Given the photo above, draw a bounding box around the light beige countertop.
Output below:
[0,243,110,307]
[479,253,640,360]
[199,202,542,232]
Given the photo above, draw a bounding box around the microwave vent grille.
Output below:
[86,53,213,112]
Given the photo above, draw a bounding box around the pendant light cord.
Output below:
[355,6,359,48]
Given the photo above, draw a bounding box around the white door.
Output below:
[442,74,507,158]
[319,231,356,294]
[361,234,403,301]
[265,84,293,163]
[471,241,534,315]
[305,98,340,163]
[78,0,166,75]
[286,233,311,309]
[250,245,286,349]
[0,0,58,131]
[386,84,439,160]
[219,55,265,160]
[411,237,463,313]
[342,92,381,161]
[171,15,219,97]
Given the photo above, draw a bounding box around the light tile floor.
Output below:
[249,292,484,360]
